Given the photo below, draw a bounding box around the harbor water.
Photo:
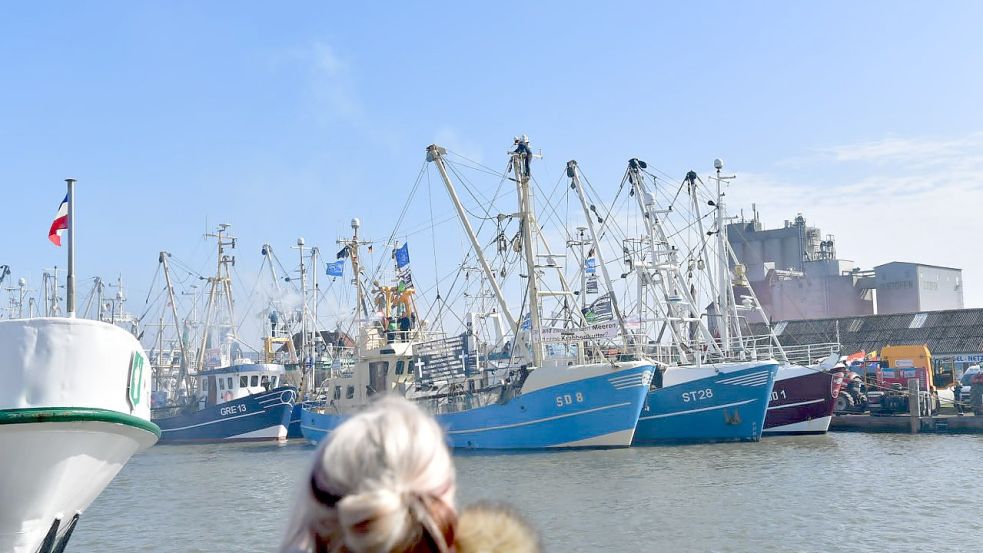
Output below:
[72,433,983,552]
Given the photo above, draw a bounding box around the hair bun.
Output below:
[336,488,413,553]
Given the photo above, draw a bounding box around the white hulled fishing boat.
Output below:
[0,180,159,553]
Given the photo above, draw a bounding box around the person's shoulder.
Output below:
[454,502,540,553]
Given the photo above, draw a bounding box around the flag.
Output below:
[395,243,410,268]
[582,292,614,324]
[48,194,68,246]
[519,313,531,330]
[584,258,597,274]
[326,260,345,277]
[336,245,350,259]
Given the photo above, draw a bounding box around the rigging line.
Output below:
[234,263,263,330]
[444,161,503,221]
[369,162,428,281]
[143,263,161,305]
[445,150,505,178]
[426,169,443,328]
[137,286,168,323]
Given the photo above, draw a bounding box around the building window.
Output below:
[346,386,355,399]
[251,375,259,387]
[240,376,248,387]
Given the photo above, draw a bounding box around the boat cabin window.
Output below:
[251,375,259,386]
[271,376,278,387]
[240,376,249,387]
[219,378,225,391]
[202,379,208,391]
[261,375,270,387]
[346,385,354,399]
[334,386,342,400]
[395,360,405,375]
[227,377,233,390]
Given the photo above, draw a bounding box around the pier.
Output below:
[831,413,983,434]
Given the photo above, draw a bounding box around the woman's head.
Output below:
[282,396,456,553]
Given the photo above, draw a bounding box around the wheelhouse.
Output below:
[197,361,287,406]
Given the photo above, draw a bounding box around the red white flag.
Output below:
[48,194,68,246]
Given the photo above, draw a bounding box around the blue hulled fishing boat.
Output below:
[154,363,295,443]
[301,139,655,449]
[633,360,778,444]
[150,225,296,443]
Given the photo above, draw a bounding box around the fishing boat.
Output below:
[151,226,296,443]
[301,138,655,449]
[0,181,159,553]
[764,359,840,435]
[599,159,778,443]
[682,160,841,436]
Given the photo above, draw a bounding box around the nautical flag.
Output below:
[48,194,68,246]
[395,243,410,268]
[582,292,614,324]
[326,260,345,277]
[584,258,597,274]
[519,313,531,331]
[336,245,351,259]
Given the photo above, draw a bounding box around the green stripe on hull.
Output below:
[0,407,161,438]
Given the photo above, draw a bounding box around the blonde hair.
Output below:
[281,396,457,553]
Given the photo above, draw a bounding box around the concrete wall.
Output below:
[874,263,920,314]
[916,265,964,311]
[875,262,963,314]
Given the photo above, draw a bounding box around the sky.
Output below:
[2,1,983,340]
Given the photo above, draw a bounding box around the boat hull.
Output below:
[301,363,654,449]
[632,361,778,445]
[0,317,159,553]
[763,366,839,435]
[154,387,296,443]
[0,411,159,552]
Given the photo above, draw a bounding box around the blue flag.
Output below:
[584,258,597,274]
[395,243,410,268]
[326,260,344,277]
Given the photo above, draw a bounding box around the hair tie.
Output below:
[310,474,343,507]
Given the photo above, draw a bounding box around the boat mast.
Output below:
[626,159,724,361]
[311,245,320,366]
[426,145,518,333]
[510,136,544,367]
[710,159,745,356]
[197,224,236,370]
[160,251,191,389]
[567,160,630,345]
[297,237,309,391]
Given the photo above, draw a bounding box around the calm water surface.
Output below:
[72,433,983,552]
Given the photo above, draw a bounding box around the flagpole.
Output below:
[66,178,76,318]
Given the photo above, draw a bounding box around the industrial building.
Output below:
[728,212,963,321]
[874,262,964,313]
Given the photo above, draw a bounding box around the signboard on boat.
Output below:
[414,335,476,385]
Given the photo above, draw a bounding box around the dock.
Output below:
[831,413,983,434]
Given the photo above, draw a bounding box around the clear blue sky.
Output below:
[3,1,982,328]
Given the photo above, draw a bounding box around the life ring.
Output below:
[222,391,233,402]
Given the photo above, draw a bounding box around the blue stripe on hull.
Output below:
[301,364,654,449]
[154,387,296,443]
[632,363,778,445]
